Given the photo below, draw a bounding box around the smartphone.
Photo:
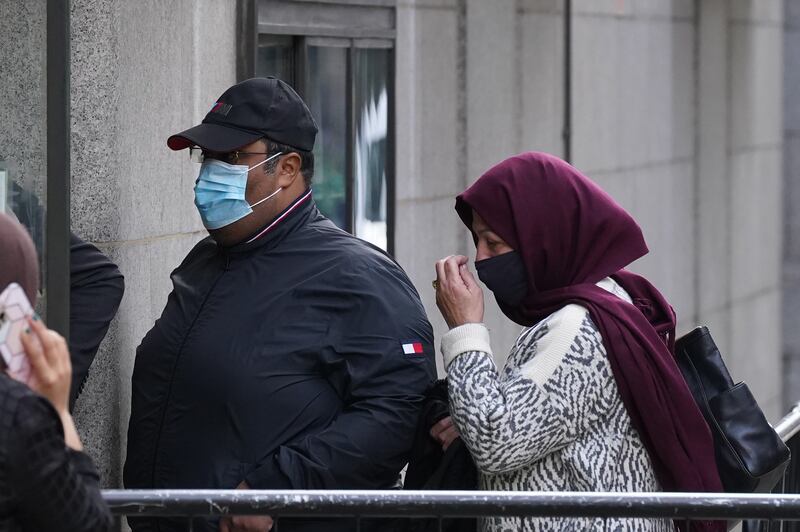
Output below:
[0,282,34,384]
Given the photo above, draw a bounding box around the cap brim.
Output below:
[167,123,262,152]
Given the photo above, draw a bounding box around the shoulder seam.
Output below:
[518,304,590,386]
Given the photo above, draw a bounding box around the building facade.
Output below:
[0,0,790,494]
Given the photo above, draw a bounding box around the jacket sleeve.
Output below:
[10,395,113,532]
[444,306,616,475]
[245,260,437,489]
[69,232,125,409]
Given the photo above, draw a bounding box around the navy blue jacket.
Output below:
[124,193,436,531]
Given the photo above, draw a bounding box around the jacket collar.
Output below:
[224,188,314,254]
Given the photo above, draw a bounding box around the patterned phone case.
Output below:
[0,282,34,384]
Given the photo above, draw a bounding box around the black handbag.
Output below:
[675,326,790,493]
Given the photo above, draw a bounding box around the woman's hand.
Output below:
[20,316,83,451]
[434,255,484,329]
[430,416,460,451]
[20,317,71,414]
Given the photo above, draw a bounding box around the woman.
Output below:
[433,152,723,532]
[0,213,112,531]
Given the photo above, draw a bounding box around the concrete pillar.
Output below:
[725,0,784,420]
[783,0,800,407]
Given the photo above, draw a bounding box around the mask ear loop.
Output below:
[250,186,282,208]
[248,151,285,208]
[247,151,283,172]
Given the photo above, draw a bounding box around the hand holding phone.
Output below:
[20,316,73,415]
[0,284,79,447]
[0,282,34,384]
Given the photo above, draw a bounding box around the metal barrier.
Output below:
[105,403,800,530]
[775,403,800,442]
[741,403,800,532]
[106,490,800,530]
[105,490,800,519]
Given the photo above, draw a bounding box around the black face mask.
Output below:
[475,251,529,306]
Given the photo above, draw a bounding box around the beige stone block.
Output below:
[394,197,469,350]
[729,23,783,149]
[520,10,564,157]
[395,6,461,201]
[520,0,562,15]
[572,15,621,172]
[729,0,783,24]
[632,0,694,19]
[729,290,783,422]
[730,147,783,301]
[466,0,519,179]
[572,0,633,17]
[572,16,694,173]
[626,161,696,325]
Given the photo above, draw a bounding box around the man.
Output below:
[69,232,125,410]
[5,182,124,410]
[124,78,436,532]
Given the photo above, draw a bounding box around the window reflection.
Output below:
[0,163,45,270]
[306,46,348,231]
[254,37,392,251]
[257,35,294,84]
[354,48,389,250]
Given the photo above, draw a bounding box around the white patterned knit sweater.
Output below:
[442,278,674,532]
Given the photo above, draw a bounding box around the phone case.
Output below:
[0,282,34,384]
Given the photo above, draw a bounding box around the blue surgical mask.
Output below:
[193,152,283,230]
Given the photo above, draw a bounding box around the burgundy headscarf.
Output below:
[457,152,723,529]
[0,213,39,306]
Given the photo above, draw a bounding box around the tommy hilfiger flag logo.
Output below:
[401,341,425,355]
[210,101,233,116]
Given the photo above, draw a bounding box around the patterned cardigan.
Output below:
[441,278,675,532]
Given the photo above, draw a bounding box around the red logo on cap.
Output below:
[210,101,232,116]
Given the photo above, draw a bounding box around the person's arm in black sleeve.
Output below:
[10,395,113,532]
[244,261,437,490]
[69,232,125,409]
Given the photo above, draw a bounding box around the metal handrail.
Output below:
[104,490,800,520]
[776,402,800,442]
[104,404,800,522]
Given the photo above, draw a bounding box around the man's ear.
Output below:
[276,153,302,188]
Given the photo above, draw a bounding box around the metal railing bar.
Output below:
[103,490,800,520]
[776,403,800,442]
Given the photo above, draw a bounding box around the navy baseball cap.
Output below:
[167,77,318,152]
